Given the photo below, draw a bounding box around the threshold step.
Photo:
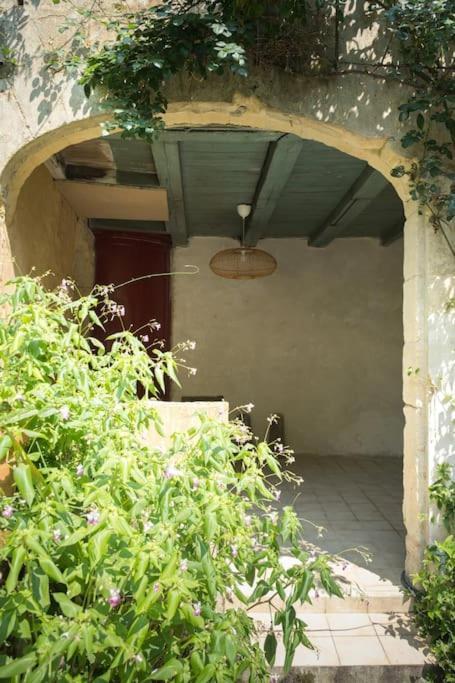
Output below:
[253,612,433,680]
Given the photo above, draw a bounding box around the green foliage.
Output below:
[385,0,455,228]
[0,276,340,681]
[412,464,455,681]
[429,463,455,534]
[413,536,455,682]
[78,5,248,140]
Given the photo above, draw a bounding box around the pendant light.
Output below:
[209,204,277,279]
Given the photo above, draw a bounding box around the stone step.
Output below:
[252,612,433,682]
[275,664,431,682]
[254,612,432,683]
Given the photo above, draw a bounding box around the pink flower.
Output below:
[86,509,100,526]
[193,602,201,616]
[192,477,200,490]
[180,559,188,571]
[231,545,238,558]
[140,334,149,343]
[2,505,14,519]
[274,490,281,502]
[76,464,84,477]
[53,528,62,542]
[153,582,160,593]
[107,588,122,608]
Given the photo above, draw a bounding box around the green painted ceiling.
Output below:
[56,128,404,247]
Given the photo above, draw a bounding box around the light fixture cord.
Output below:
[241,216,245,247]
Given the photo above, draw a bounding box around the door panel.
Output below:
[93,230,172,395]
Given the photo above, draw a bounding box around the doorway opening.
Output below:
[12,125,406,594]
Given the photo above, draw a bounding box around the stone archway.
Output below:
[1,97,453,577]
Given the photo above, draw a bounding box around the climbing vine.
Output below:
[2,0,455,233]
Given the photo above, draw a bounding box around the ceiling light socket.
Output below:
[237,203,252,219]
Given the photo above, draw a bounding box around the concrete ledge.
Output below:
[147,400,229,448]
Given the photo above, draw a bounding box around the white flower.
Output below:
[180,559,188,571]
[53,528,62,542]
[143,520,153,533]
[86,508,100,526]
[60,405,70,420]
[164,465,182,479]
[140,334,149,343]
[76,464,84,477]
[244,403,254,413]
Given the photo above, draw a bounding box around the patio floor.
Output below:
[281,455,405,586]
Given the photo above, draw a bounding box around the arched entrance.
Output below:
[0,100,449,580]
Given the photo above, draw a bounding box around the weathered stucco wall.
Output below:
[172,236,404,457]
[8,165,94,291]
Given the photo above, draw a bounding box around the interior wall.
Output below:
[8,165,94,292]
[172,237,404,456]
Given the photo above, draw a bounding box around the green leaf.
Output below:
[53,592,82,618]
[149,658,183,680]
[13,463,35,506]
[0,435,12,462]
[164,589,181,620]
[0,611,16,645]
[195,663,216,683]
[0,653,37,678]
[31,564,50,608]
[6,546,26,593]
[39,557,65,584]
[264,632,277,665]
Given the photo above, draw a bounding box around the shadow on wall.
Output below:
[0,0,408,137]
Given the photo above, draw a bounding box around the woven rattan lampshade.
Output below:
[210,247,277,279]
[209,204,277,279]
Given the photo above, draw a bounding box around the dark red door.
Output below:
[93,230,172,394]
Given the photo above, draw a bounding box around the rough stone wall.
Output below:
[7,164,94,291]
[172,236,404,457]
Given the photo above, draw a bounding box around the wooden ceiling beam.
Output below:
[152,141,188,247]
[162,130,280,144]
[308,166,389,247]
[380,220,404,246]
[244,135,303,247]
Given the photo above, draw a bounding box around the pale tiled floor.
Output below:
[255,612,431,669]
[281,456,405,585]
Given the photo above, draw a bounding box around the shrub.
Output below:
[413,465,455,682]
[0,276,341,682]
